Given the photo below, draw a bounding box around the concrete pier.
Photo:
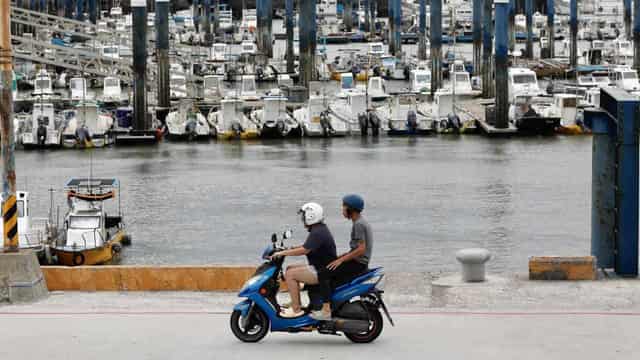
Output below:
[0,252,48,303]
[494,0,508,129]
[430,0,442,95]
[257,0,273,58]
[482,0,494,98]
[132,0,148,131]
[285,0,294,74]
[343,0,353,31]
[156,0,170,123]
[525,0,533,58]
[570,0,577,68]
[418,0,427,61]
[546,0,554,58]
[298,0,317,88]
[473,0,482,75]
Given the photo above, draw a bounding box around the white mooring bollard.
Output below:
[455,248,492,282]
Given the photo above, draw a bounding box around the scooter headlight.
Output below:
[242,275,261,290]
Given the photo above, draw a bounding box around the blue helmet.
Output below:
[342,194,365,212]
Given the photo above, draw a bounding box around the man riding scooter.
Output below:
[271,202,337,318]
[311,194,373,320]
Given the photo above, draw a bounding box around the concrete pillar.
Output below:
[494,0,509,129]
[625,0,632,39]
[0,253,48,303]
[88,0,96,23]
[0,0,19,252]
[76,0,84,21]
[546,0,554,58]
[132,0,148,131]
[156,0,170,122]
[525,0,533,58]
[392,0,401,55]
[65,0,73,18]
[430,0,442,95]
[570,0,577,68]
[635,0,640,72]
[286,0,294,73]
[203,0,212,45]
[418,0,427,61]
[388,0,395,54]
[473,0,482,75]
[508,0,515,52]
[299,0,317,88]
[344,0,353,31]
[482,0,494,98]
[257,0,273,58]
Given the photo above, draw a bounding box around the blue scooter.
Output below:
[230,230,393,343]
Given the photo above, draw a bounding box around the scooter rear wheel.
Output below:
[344,305,384,344]
[230,308,270,343]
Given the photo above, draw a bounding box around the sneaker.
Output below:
[309,310,332,321]
[280,308,305,318]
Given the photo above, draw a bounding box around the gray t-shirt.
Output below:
[350,216,373,265]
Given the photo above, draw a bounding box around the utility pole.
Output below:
[0,0,19,252]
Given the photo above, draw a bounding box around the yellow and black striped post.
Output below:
[3,194,18,251]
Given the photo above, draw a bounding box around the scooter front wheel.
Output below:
[230,308,270,343]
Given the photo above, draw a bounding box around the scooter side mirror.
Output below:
[283,230,292,239]
[271,233,277,243]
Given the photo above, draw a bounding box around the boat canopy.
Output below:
[65,178,119,200]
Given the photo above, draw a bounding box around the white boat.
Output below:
[208,98,260,140]
[611,66,640,93]
[335,73,363,99]
[32,69,54,99]
[170,73,188,99]
[18,102,63,148]
[318,0,337,17]
[376,94,434,135]
[240,75,259,101]
[328,91,373,134]
[240,41,257,57]
[277,74,294,88]
[110,6,123,18]
[203,75,224,100]
[165,100,212,141]
[250,91,302,138]
[293,94,348,137]
[368,42,386,58]
[62,102,114,148]
[366,76,389,102]
[508,68,544,102]
[0,191,49,259]
[543,94,580,128]
[450,70,475,96]
[409,68,431,94]
[70,77,90,101]
[100,44,120,60]
[101,77,122,102]
[209,43,228,62]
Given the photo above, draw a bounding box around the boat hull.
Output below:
[53,231,126,266]
[515,116,561,135]
[217,130,260,140]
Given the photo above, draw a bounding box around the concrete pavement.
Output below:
[0,311,639,359]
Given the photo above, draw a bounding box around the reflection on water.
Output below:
[17,136,592,273]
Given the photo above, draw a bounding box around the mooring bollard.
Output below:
[456,248,492,282]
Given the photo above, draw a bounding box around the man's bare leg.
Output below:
[285,267,318,313]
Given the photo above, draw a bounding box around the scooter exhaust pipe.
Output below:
[332,318,370,334]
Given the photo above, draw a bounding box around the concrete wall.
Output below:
[43,265,256,291]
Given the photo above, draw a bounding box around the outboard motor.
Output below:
[256,67,264,81]
[358,113,369,136]
[447,113,461,132]
[319,111,334,137]
[406,110,418,134]
[276,119,286,137]
[368,111,381,136]
[37,116,47,146]
[185,118,198,140]
[75,125,93,148]
[231,122,244,136]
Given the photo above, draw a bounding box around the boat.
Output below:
[69,77,90,101]
[208,98,260,140]
[250,90,302,138]
[170,73,188,99]
[509,95,559,134]
[209,43,228,62]
[409,68,431,94]
[376,93,434,135]
[51,178,130,266]
[0,191,50,262]
[366,76,388,102]
[61,101,115,148]
[328,91,376,134]
[203,75,224,101]
[100,76,123,103]
[508,68,545,102]
[32,69,55,99]
[335,72,363,99]
[610,38,633,65]
[100,44,120,60]
[165,100,212,141]
[611,66,640,94]
[18,102,63,148]
[293,94,348,137]
[239,75,259,101]
[544,94,587,134]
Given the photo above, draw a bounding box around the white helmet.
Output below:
[299,202,324,226]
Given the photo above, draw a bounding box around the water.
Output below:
[17,135,592,274]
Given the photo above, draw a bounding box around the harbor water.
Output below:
[19,136,591,274]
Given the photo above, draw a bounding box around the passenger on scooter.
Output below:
[311,194,372,321]
[271,202,337,318]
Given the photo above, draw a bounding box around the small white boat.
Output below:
[335,73,363,99]
[240,75,259,101]
[203,75,224,100]
[208,98,260,140]
[70,77,91,101]
[170,73,188,99]
[240,41,258,58]
[0,191,49,260]
[543,94,580,128]
[101,77,122,103]
[611,66,640,93]
[62,101,114,148]
[165,100,212,141]
[18,102,63,148]
[218,9,234,32]
[100,44,120,60]
[376,93,434,135]
[293,94,348,137]
[32,69,55,99]
[409,68,431,94]
[250,91,302,138]
[366,76,389,102]
[329,91,375,134]
[368,42,386,58]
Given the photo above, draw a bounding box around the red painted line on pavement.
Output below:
[1,311,640,316]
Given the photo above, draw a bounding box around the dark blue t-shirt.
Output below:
[303,223,337,272]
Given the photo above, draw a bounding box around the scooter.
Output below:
[230,230,393,343]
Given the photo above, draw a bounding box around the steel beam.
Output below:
[132,0,148,131]
[494,0,508,129]
[430,0,442,95]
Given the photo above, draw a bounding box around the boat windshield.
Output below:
[17,200,24,217]
[455,73,468,83]
[620,42,630,49]
[35,79,51,90]
[371,44,383,53]
[214,45,226,53]
[69,216,100,229]
[242,79,256,92]
[593,76,610,84]
[623,71,638,79]
[416,74,430,83]
[512,74,537,84]
[173,77,186,86]
[562,98,578,107]
[103,47,118,54]
[104,78,119,87]
[578,75,595,85]
[204,77,219,88]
